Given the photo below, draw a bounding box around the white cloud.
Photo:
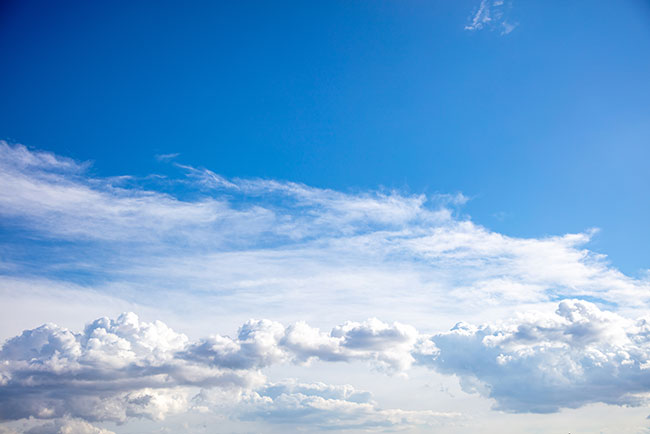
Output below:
[183,317,422,373]
[0,313,263,423]
[237,380,460,430]
[2,143,650,431]
[5,303,650,428]
[423,300,650,413]
[2,141,647,329]
[465,0,492,31]
[154,153,180,162]
[25,418,115,434]
[1,145,649,346]
[0,142,85,173]
[465,0,518,35]
[0,312,429,427]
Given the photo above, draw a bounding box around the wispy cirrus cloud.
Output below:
[465,0,518,35]
[0,141,646,324]
[154,153,180,162]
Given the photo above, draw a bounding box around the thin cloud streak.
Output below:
[465,0,518,35]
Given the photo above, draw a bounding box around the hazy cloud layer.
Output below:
[238,380,460,430]
[24,418,115,434]
[1,141,647,326]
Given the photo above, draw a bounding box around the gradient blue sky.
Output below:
[2,2,650,433]
[1,0,649,274]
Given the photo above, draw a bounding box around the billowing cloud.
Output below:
[0,313,430,427]
[4,302,650,429]
[184,317,422,373]
[0,313,263,423]
[424,300,650,413]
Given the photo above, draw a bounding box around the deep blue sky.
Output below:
[1,0,649,274]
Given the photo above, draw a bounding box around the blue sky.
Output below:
[2,0,649,274]
[1,1,650,433]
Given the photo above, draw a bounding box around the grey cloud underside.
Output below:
[3,301,650,426]
[23,418,115,434]
[0,313,251,423]
[427,300,650,413]
[238,381,459,430]
[0,313,441,429]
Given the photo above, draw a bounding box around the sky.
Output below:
[0,1,649,433]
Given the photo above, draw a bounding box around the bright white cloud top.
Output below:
[1,142,650,433]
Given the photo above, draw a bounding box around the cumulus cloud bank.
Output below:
[3,302,650,428]
[0,313,445,429]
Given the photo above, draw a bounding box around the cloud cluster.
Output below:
[4,302,650,428]
[0,313,262,423]
[0,313,429,428]
[184,317,423,373]
[424,300,650,412]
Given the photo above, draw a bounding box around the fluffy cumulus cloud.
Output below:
[424,300,650,413]
[183,317,423,373]
[0,313,263,423]
[5,303,650,428]
[0,313,437,429]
